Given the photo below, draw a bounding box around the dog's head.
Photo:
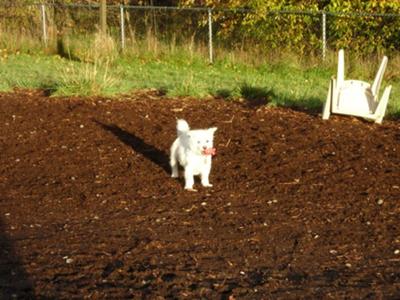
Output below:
[185,127,217,155]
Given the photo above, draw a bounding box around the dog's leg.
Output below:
[200,170,212,187]
[170,144,179,178]
[200,163,212,187]
[184,167,196,191]
[170,154,179,178]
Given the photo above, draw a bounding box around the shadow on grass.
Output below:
[56,37,82,62]
[214,83,323,114]
[240,84,273,108]
[270,92,323,115]
[215,88,232,99]
[95,121,170,174]
[387,110,400,121]
[0,219,35,299]
[39,82,59,97]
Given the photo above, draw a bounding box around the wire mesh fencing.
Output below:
[1,3,400,62]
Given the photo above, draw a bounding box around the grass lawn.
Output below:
[0,46,399,117]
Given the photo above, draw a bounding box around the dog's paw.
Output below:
[185,187,198,192]
[201,183,213,188]
[171,173,179,178]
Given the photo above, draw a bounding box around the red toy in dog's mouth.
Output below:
[202,148,216,156]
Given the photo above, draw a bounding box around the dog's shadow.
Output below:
[95,121,170,174]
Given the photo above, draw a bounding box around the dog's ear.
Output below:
[209,127,217,134]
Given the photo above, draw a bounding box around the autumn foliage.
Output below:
[2,0,400,55]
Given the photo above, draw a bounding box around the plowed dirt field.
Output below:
[1,90,400,299]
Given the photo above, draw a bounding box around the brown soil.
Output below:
[1,90,400,299]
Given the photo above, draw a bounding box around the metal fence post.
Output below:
[208,8,213,64]
[322,11,326,61]
[100,0,107,34]
[40,3,48,46]
[120,4,125,50]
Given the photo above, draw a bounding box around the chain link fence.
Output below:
[1,3,400,62]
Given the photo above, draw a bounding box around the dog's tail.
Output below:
[177,119,190,136]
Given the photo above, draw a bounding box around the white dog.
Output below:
[170,119,217,190]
